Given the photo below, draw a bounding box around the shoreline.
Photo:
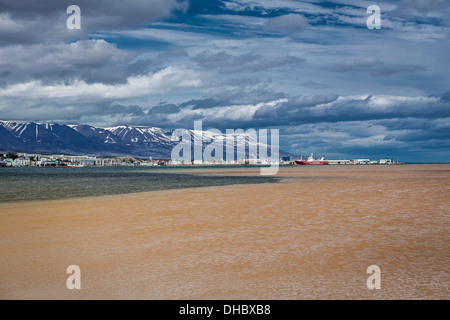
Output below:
[0,180,279,207]
[5,162,446,169]
[1,163,445,204]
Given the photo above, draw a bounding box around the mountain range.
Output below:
[0,120,297,160]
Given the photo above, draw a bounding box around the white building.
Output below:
[95,158,123,166]
[352,159,371,165]
[327,160,351,165]
[13,158,30,166]
[379,158,393,164]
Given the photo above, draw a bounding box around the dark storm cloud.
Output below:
[0,0,188,45]
[440,90,450,102]
[368,117,450,148]
[179,98,227,109]
[0,0,186,86]
[370,64,427,76]
[376,117,438,131]
[265,95,450,126]
[107,104,146,117]
[390,0,450,18]
[148,103,180,115]
[0,11,81,46]
[329,58,380,72]
[157,47,188,58]
[152,93,450,130]
[0,40,150,86]
[384,124,450,143]
[193,50,305,73]
[114,91,450,134]
[301,81,333,89]
[0,100,121,123]
[206,84,287,106]
[329,58,426,76]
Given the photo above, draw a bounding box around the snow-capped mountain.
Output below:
[0,121,93,154]
[0,125,23,150]
[0,120,297,160]
[104,126,173,145]
[69,125,123,145]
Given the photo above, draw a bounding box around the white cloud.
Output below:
[168,98,288,124]
[264,14,309,32]
[0,66,203,102]
[0,13,23,32]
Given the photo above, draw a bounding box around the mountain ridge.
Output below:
[0,120,297,160]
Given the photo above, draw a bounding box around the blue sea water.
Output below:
[0,166,279,202]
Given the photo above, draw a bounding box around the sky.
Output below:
[0,0,449,162]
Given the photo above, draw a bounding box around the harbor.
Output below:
[1,152,402,168]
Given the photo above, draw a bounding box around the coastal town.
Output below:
[0,152,398,167]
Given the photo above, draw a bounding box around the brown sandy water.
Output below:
[0,164,448,299]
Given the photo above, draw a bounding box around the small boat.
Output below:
[295,153,329,165]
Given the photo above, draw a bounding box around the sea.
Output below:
[0,165,278,202]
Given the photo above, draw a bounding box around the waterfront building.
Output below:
[95,158,123,167]
[327,160,352,165]
[379,158,394,164]
[351,159,371,165]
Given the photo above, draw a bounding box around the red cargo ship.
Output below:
[295,153,329,165]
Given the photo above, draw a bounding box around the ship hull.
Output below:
[294,160,329,165]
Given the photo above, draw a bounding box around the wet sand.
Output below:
[0,165,449,299]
